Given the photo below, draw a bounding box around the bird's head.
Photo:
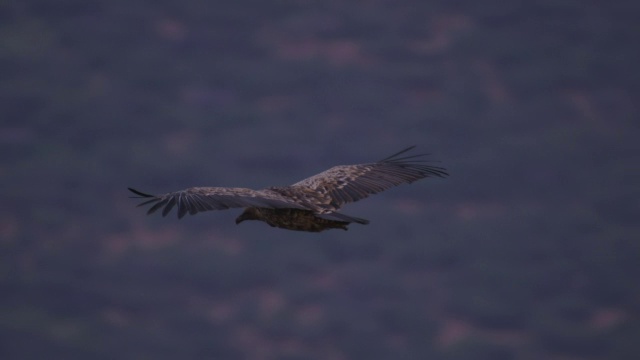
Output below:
[235,208,260,224]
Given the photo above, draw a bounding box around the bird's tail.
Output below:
[320,212,370,225]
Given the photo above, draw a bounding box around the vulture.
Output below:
[129,146,447,232]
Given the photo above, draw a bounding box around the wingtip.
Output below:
[128,187,154,198]
[379,146,420,162]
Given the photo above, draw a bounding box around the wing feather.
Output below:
[128,187,305,219]
[290,146,448,211]
[162,196,177,217]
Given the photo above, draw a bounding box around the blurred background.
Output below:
[2,0,639,359]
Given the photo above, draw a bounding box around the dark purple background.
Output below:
[2,1,639,359]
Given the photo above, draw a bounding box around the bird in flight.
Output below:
[129,146,447,232]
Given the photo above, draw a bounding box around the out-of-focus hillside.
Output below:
[1,1,639,359]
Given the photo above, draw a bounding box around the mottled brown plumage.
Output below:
[129,146,448,232]
[235,208,350,232]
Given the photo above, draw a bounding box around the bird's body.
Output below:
[129,146,447,232]
[236,208,351,232]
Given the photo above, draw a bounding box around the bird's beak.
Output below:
[236,209,255,225]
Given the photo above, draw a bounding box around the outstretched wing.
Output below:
[128,187,305,219]
[289,146,448,211]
